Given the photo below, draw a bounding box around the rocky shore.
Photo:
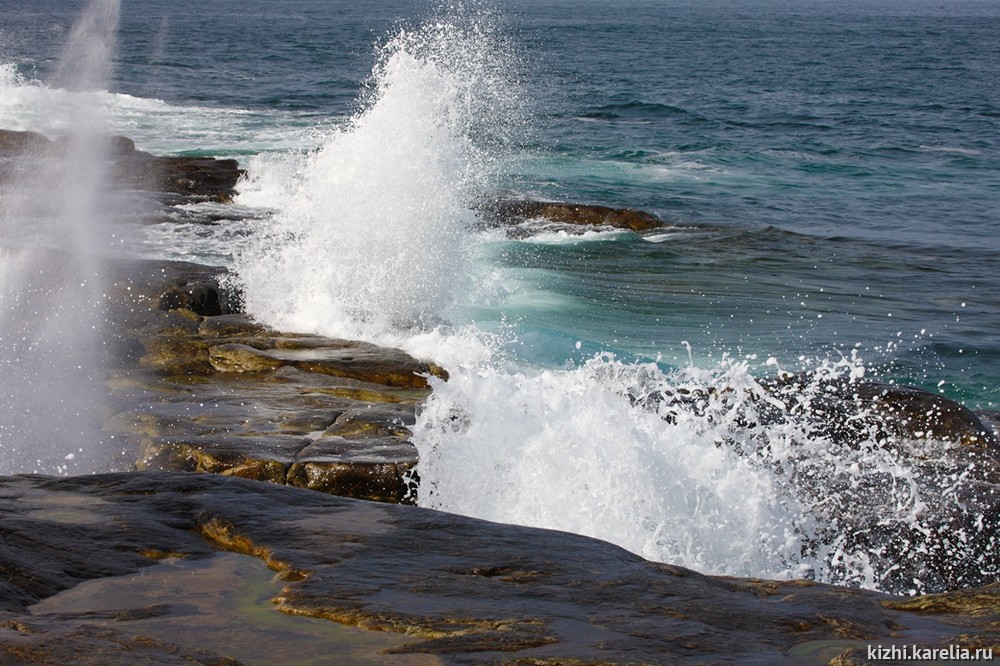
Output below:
[0,129,243,200]
[102,257,450,504]
[2,131,1000,664]
[2,472,998,665]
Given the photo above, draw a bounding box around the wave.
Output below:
[0,57,322,157]
[233,6,522,343]
[223,8,996,595]
[414,351,997,594]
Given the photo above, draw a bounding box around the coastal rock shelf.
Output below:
[105,259,444,503]
[2,128,1000,663]
[0,129,243,200]
[0,472,997,665]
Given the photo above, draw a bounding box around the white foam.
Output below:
[413,357,813,580]
[516,221,633,245]
[643,230,685,243]
[0,57,321,158]
[412,350,987,591]
[233,10,521,344]
[918,145,981,156]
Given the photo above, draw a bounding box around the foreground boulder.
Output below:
[0,472,997,665]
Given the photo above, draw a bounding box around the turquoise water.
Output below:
[2,0,999,592]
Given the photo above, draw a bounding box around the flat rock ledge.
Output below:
[0,472,997,665]
[105,259,446,503]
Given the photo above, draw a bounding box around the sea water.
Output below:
[1,0,998,593]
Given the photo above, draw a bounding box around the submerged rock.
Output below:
[0,472,997,665]
[478,198,665,232]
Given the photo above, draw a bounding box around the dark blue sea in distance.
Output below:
[2,0,1000,590]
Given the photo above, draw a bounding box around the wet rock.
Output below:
[0,129,51,155]
[136,434,307,484]
[208,343,285,373]
[322,403,416,438]
[287,436,418,503]
[0,129,244,200]
[764,376,999,450]
[0,621,245,666]
[140,156,244,200]
[101,258,437,503]
[207,341,445,389]
[159,283,226,317]
[0,472,997,664]
[198,314,270,337]
[479,198,664,232]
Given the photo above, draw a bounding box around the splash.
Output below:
[412,350,998,594]
[0,0,121,474]
[234,8,521,342]
[230,5,996,595]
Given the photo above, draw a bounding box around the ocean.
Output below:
[1,0,999,594]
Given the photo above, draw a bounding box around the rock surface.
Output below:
[478,198,665,232]
[102,259,443,503]
[1,472,997,665]
[0,129,51,154]
[0,129,243,200]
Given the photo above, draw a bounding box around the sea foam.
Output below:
[234,12,520,341]
[414,350,995,593]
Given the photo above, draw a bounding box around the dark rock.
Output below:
[0,129,51,155]
[0,472,997,664]
[287,452,417,503]
[764,376,999,450]
[52,133,137,157]
[479,198,664,232]
[100,258,437,503]
[141,156,244,200]
[637,374,1000,594]
[0,128,244,201]
[159,283,225,317]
